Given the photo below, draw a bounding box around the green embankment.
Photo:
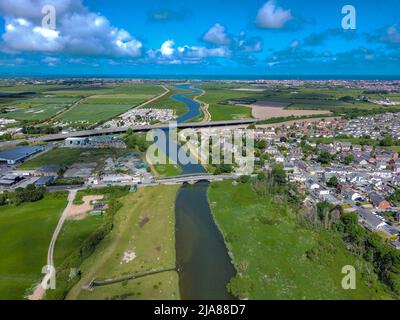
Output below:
[66,185,180,300]
[208,181,391,299]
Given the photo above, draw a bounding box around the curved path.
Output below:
[29,189,77,300]
[193,88,211,122]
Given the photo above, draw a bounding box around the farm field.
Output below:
[208,181,391,299]
[198,82,400,121]
[0,194,68,300]
[59,103,138,124]
[57,85,165,125]
[0,84,164,125]
[2,103,72,121]
[19,148,127,170]
[66,185,180,300]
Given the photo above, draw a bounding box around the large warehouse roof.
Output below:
[0,146,43,162]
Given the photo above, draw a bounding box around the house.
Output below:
[376,151,398,163]
[318,144,336,155]
[369,192,391,209]
[320,193,340,205]
[390,240,400,250]
[334,142,352,152]
[358,209,387,231]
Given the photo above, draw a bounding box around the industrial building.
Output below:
[34,176,56,187]
[0,146,44,165]
[0,174,23,186]
[64,137,89,147]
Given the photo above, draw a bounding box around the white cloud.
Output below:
[147,40,231,65]
[203,23,230,45]
[0,0,143,57]
[160,40,175,56]
[256,0,293,29]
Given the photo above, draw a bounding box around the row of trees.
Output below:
[337,212,400,295]
[0,185,46,206]
[0,133,12,141]
[22,126,62,135]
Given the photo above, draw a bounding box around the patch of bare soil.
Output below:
[67,195,105,220]
[248,101,331,119]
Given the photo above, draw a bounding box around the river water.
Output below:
[167,83,236,300]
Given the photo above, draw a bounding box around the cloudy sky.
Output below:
[0,0,399,76]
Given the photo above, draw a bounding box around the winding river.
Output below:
[167,83,236,299]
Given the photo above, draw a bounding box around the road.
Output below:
[0,119,256,148]
[29,189,77,300]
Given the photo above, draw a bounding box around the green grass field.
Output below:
[152,163,182,177]
[0,84,164,125]
[143,87,188,117]
[56,85,165,125]
[59,103,138,123]
[208,181,391,299]
[0,194,68,300]
[198,84,257,120]
[2,104,68,121]
[54,217,105,267]
[19,148,127,170]
[66,185,180,300]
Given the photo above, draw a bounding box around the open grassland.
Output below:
[19,148,127,170]
[0,194,68,300]
[66,185,180,300]
[208,181,391,299]
[2,104,70,121]
[153,163,182,177]
[198,83,258,120]
[142,87,188,117]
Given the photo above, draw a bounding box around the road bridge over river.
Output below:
[157,173,236,184]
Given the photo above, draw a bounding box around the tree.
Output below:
[327,176,338,188]
[380,135,394,147]
[257,172,266,181]
[343,154,354,165]
[255,139,267,150]
[271,164,286,185]
[317,151,332,164]
[239,175,251,184]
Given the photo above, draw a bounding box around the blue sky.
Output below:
[0,0,399,76]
